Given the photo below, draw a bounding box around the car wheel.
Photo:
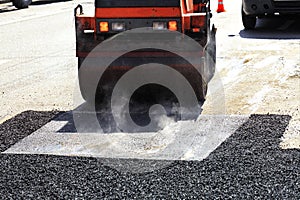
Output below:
[242,7,257,29]
[13,0,32,9]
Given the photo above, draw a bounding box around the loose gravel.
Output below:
[0,113,299,199]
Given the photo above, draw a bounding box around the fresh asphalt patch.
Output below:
[4,111,249,162]
[0,110,60,152]
[0,111,299,198]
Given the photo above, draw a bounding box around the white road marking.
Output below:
[3,113,249,161]
[0,115,12,124]
[248,85,272,113]
[252,56,277,69]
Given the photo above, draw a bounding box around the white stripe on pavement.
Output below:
[3,112,249,161]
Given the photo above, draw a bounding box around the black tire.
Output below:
[13,0,31,9]
[242,7,257,29]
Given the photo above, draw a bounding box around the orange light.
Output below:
[192,28,201,32]
[168,21,177,31]
[100,21,109,32]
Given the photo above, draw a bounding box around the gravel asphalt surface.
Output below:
[0,0,299,198]
[0,111,60,152]
[0,111,299,198]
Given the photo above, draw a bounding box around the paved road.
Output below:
[0,0,299,141]
[206,2,300,149]
[0,111,299,198]
[0,0,95,122]
[0,0,300,198]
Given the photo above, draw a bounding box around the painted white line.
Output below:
[4,113,249,161]
[252,56,277,69]
[248,85,272,113]
[0,115,13,124]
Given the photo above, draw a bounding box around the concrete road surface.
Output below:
[0,0,94,122]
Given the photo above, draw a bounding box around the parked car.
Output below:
[242,0,300,29]
[12,0,32,9]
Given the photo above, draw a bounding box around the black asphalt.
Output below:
[0,111,299,199]
[0,110,60,152]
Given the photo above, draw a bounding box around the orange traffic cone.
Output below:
[216,0,225,13]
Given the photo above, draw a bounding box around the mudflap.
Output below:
[205,24,217,82]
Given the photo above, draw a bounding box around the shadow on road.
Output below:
[239,15,300,39]
[31,0,72,6]
[0,6,17,13]
[56,100,181,134]
[0,0,10,4]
